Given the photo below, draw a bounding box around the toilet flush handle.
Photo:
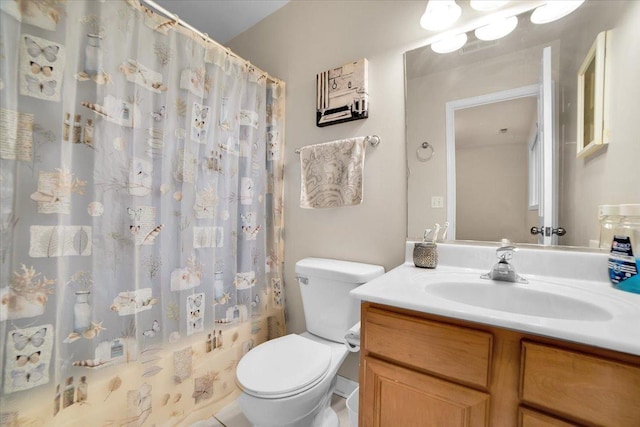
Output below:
[296,276,308,285]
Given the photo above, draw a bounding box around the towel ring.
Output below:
[416,141,434,162]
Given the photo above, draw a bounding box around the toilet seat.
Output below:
[236,334,332,399]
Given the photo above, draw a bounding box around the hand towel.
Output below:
[299,137,366,208]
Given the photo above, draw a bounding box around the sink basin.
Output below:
[425,279,613,321]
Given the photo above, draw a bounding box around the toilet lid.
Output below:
[236,334,332,397]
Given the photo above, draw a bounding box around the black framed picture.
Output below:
[316,58,368,127]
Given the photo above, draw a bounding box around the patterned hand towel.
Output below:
[299,137,366,208]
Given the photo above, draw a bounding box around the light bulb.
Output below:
[431,33,468,54]
[531,0,585,25]
[420,1,462,31]
[470,0,509,12]
[474,16,518,41]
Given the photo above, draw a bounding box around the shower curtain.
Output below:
[0,0,286,425]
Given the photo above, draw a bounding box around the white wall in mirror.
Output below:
[406,0,640,248]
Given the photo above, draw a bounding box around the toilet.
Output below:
[236,257,384,427]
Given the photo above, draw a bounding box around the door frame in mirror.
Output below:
[445,84,540,240]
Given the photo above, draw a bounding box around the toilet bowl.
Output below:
[235,258,384,427]
[237,332,348,427]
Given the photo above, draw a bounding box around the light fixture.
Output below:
[431,33,468,54]
[474,16,518,41]
[470,0,509,12]
[424,0,583,54]
[530,0,585,25]
[420,0,462,31]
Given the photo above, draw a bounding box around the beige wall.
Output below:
[227,0,640,383]
[228,1,429,381]
[558,1,640,247]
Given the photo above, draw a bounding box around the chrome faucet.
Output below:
[481,242,528,284]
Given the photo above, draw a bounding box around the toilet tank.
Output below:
[295,258,384,343]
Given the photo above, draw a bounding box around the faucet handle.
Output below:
[481,239,528,284]
[496,242,517,262]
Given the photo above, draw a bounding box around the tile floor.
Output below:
[207,394,351,427]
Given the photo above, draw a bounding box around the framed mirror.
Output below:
[405,1,640,249]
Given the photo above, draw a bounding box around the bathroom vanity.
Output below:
[359,303,640,427]
[352,243,640,427]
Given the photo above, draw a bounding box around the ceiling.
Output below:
[455,96,538,149]
[151,0,289,44]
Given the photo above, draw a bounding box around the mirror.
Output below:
[405,0,640,248]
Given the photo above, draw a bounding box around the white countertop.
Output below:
[351,242,640,356]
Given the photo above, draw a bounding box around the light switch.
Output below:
[431,196,444,208]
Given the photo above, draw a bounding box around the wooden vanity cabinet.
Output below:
[359,303,640,427]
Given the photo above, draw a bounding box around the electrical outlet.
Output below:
[431,196,444,208]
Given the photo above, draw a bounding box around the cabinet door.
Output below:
[365,307,493,388]
[519,407,581,427]
[520,341,640,426]
[361,356,489,427]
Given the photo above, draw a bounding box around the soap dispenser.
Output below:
[610,204,640,294]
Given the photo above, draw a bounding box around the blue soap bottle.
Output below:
[609,204,640,294]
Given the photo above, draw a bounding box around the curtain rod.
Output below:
[140,0,282,84]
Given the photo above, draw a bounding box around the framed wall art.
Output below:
[316,58,368,127]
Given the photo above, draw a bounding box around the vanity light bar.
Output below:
[431,33,468,54]
[474,15,518,41]
[470,1,511,12]
[420,0,544,48]
[426,0,584,54]
[530,0,586,24]
[420,0,462,31]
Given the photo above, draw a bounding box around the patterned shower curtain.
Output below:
[0,0,286,425]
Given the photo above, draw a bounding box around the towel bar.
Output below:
[295,135,380,154]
